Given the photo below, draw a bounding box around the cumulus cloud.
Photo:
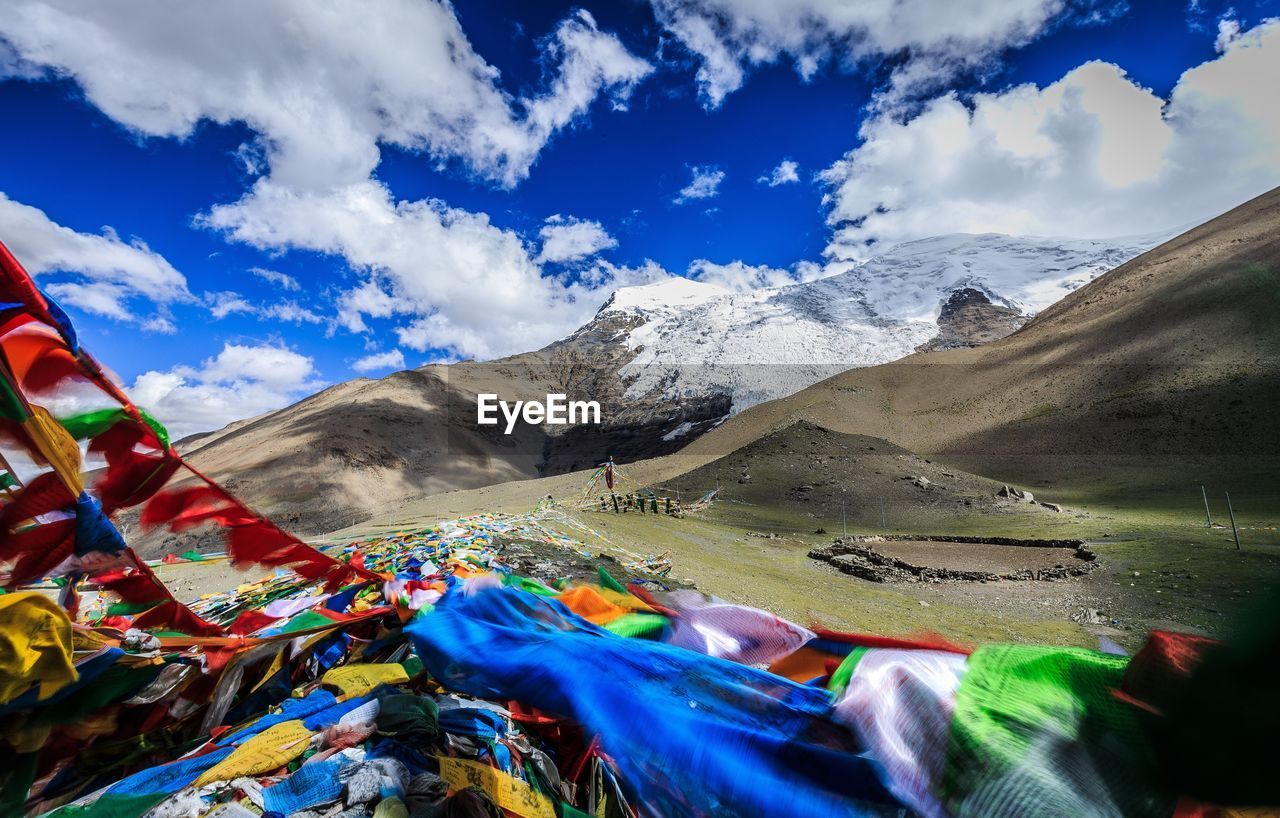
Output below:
[352,349,407,373]
[249,267,300,291]
[688,258,827,292]
[1215,17,1243,52]
[536,215,618,264]
[578,258,673,291]
[648,0,1086,108]
[206,290,255,319]
[0,2,659,360]
[758,159,800,186]
[0,3,651,190]
[335,279,400,335]
[675,165,725,203]
[202,179,654,359]
[820,19,1280,262]
[0,191,190,325]
[129,342,323,439]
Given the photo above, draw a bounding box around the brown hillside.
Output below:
[153,188,1280,547]
[680,187,1280,490]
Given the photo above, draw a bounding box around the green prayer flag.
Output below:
[502,574,558,597]
[602,613,668,640]
[279,610,336,633]
[0,374,28,423]
[57,407,170,448]
[106,600,160,618]
[826,647,869,696]
[942,644,1160,815]
[46,792,168,818]
[597,566,627,594]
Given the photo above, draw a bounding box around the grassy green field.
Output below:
[311,441,1280,653]
[557,480,1280,651]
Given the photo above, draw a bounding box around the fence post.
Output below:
[1226,492,1241,551]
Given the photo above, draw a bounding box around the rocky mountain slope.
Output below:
[677,187,1280,496]
[163,231,1160,535]
[606,232,1159,416]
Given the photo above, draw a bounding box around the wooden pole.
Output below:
[1201,485,1212,527]
[1226,492,1241,550]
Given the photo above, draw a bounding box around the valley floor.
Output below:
[261,454,1280,653]
[144,441,1280,654]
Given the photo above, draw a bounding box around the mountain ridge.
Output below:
[160,229,1164,537]
[323,186,1280,545]
[676,187,1280,488]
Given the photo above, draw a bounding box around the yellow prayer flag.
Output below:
[320,662,409,697]
[194,719,312,786]
[0,591,76,704]
[24,404,84,496]
[438,756,556,818]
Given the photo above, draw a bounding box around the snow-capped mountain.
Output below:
[172,229,1167,532]
[591,232,1165,424]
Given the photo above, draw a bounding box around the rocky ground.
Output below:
[809,535,1096,582]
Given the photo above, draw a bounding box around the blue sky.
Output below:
[0,0,1277,437]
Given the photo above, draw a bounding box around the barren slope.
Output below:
[165,367,554,537]
[678,186,1280,494]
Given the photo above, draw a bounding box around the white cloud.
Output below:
[335,280,400,335]
[536,215,618,264]
[140,315,176,334]
[250,266,300,291]
[758,159,800,186]
[0,191,190,324]
[352,349,406,373]
[206,291,324,325]
[0,3,651,190]
[576,258,673,292]
[0,3,658,358]
[648,0,1080,108]
[206,290,255,319]
[44,281,134,322]
[202,179,652,359]
[820,19,1280,261]
[688,258,827,292]
[675,165,725,203]
[129,342,323,439]
[261,301,324,325]
[1216,17,1243,52]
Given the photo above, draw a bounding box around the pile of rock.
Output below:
[997,485,1068,513]
[997,484,1035,502]
[808,535,1098,584]
[808,541,1001,583]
